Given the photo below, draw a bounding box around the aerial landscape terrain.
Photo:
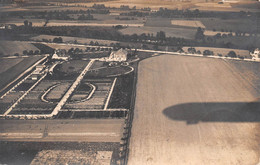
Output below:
[0,0,259,164]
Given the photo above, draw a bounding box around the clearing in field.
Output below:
[128,55,260,165]
[171,20,205,28]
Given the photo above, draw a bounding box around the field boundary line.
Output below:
[3,73,47,116]
[104,78,117,110]
[0,55,47,98]
[51,59,95,116]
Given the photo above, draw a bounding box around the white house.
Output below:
[105,48,128,62]
[251,48,260,61]
[52,49,69,61]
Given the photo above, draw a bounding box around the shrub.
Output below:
[203,50,214,56]
[227,51,237,58]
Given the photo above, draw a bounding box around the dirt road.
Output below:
[128,55,260,165]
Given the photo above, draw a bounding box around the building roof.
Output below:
[112,48,127,56]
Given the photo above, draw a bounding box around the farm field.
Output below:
[0,119,125,142]
[0,58,23,74]
[0,41,39,56]
[128,55,260,165]
[182,46,250,58]
[216,36,260,50]
[198,18,258,34]
[119,26,196,39]
[171,20,205,28]
[0,19,46,27]
[0,56,43,92]
[59,0,259,11]
[192,2,260,12]
[31,35,117,45]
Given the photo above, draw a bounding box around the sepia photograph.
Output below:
[0,0,259,164]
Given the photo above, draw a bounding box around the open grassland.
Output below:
[171,20,205,28]
[128,55,260,165]
[0,41,39,56]
[120,26,196,39]
[0,56,43,91]
[183,46,250,57]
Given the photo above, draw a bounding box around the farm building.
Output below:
[251,48,260,61]
[31,65,46,80]
[105,49,128,62]
[52,49,69,61]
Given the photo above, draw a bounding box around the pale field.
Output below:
[0,19,46,26]
[44,43,88,50]
[55,0,259,11]
[56,0,196,10]
[171,20,205,28]
[31,35,117,45]
[0,41,39,55]
[128,55,260,165]
[192,1,260,12]
[0,119,124,142]
[204,30,259,37]
[120,26,196,39]
[0,19,143,27]
[182,46,250,57]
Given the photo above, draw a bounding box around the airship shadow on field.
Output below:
[163,101,260,124]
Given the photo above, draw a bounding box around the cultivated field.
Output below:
[171,20,205,28]
[128,55,260,165]
[0,41,39,56]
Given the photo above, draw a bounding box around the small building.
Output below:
[31,64,46,80]
[251,48,260,61]
[52,49,69,61]
[106,49,128,62]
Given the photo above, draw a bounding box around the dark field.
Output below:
[0,141,120,165]
[0,56,43,91]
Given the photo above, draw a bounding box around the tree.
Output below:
[28,50,34,55]
[24,20,29,27]
[188,47,196,54]
[53,37,63,43]
[29,22,32,27]
[156,31,166,41]
[23,50,28,55]
[203,50,214,56]
[195,27,205,40]
[34,50,40,55]
[227,51,236,58]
